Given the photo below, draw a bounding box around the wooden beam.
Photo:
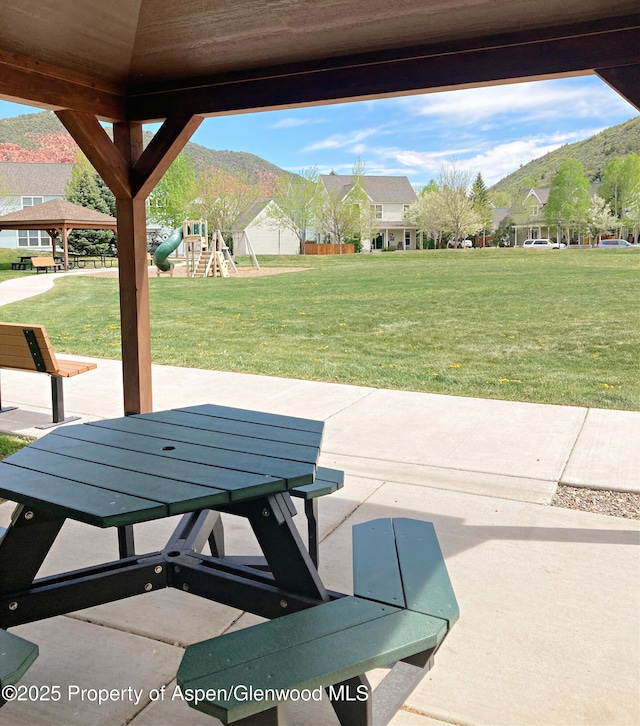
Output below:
[127,18,640,121]
[131,115,203,199]
[55,111,131,199]
[0,49,125,121]
[596,65,640,112]
[113,122,153,415]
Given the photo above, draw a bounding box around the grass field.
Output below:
[0,248,638,409]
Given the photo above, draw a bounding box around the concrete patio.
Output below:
[0,356,638,725]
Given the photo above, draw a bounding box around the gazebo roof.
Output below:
[0,199,117,231]
[0,2,637,122]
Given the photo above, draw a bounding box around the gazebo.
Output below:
[0,2,637,416]
[0,199,117,271]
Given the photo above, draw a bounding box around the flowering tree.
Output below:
[584,195,617,243]
[265,166,322,254]
[189,168,263,240]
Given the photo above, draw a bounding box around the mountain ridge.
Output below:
[489,115,640,197]
[0,111,289,183]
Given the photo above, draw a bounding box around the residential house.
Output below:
[0,162,72,249]
[231,199,301,256]
[511,184,601,245]
[319,174,418,252]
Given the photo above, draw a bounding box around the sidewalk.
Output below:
[1,358,639,726]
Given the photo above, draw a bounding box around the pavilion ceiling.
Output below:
[0,1,638,122]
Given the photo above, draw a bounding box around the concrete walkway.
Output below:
[0,274,639,725]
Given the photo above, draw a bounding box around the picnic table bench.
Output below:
[10,256,34,271]
[0,322,97,428]
[178,517,458,726]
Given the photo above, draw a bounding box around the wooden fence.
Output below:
[304,243,355,255]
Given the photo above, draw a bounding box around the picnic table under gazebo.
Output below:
[0,199,117,271]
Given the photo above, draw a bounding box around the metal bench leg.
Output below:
[304,499,319,567]
[118,525,136,558]
[35,376,81,429]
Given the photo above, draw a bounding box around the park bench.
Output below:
[178,517,458,726]
[0,625,39,707]
[30,256,62,273]
[0,323,97,428]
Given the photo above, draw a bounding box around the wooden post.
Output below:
[113,122,153,415]
[55,110,202,415]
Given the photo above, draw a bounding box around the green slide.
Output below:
[153,226,183,272]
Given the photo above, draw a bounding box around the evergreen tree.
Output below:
[65,153,116,254]
[471,172,494,245]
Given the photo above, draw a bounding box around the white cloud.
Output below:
[372,128,601,185]
[303,127,381,152]
[401,79,634,126]
[270,116,327,129]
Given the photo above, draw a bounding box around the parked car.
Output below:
[595,239,633,247]
[523,239,567,249]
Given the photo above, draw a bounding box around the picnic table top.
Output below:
[0,404,324,528]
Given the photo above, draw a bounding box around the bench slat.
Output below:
[55,359,98,377]
[0,630,39,689]
[291,466,344,499]
[179,599,446,723]
[352,518,405,608]
[393,518,459,626]
[179,596,394,684]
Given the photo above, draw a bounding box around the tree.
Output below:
[437,163,480,246]
[65,152,116,254]
[544,159,591,243]
[316,159,376,252]
[147,152,197,230]
[471,172,494,245]
[584,195,617,243]
[492,215,514,246]
[404,187,446,248]
[189,168,263,241]
[600,154,640,238]
[264,167,322,254]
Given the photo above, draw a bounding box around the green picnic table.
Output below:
[0,403,458,725]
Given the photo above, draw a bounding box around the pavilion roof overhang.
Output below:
[0,7,638,122]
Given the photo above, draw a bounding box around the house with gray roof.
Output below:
[0,162,72,249]
[320,174,418,251]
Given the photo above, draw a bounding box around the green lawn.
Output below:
[1,248,638,409]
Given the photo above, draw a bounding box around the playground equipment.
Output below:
[152,226,184,273]
[185,223,238,278]
[153,220,254,278]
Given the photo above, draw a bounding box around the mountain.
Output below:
[0,111,288,183]
[490,116,640,198]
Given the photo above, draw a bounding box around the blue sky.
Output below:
[1,75,637,188]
